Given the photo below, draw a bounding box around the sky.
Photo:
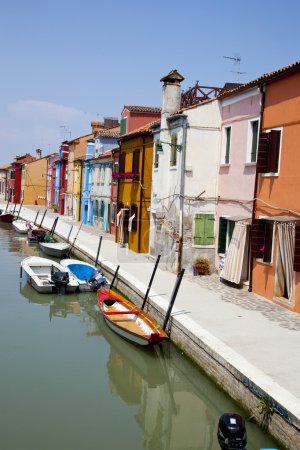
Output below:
[0,0,299,165]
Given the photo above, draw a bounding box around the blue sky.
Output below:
[0,0,299,165]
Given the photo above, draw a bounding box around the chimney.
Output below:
[104,117,119,129]
[91,121,104,133]
[160,69,185,128]
[36,149,42,159]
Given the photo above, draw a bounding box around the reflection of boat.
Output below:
[21,256,79,294]
[13,219,33,234]
[97,288,168,346]
[60,259,107,291]
[40,242,71,258]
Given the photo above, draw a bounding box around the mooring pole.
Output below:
[67,222,82,257]
[5,201,9,212]
[20,265,22,278]
[95,236,103,267]
[109,265,120,290]
[51,217,59,237]
[162,268,185,331]
[16,199,24,220]
[39,208,47,227]
[141,254,161,310]
[12,202,17,215]
[67,224,73,242]
[34,210,40,226]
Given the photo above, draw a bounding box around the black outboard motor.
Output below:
[217,413,247,449]
[51,269,69,295]
[89,269,107,290]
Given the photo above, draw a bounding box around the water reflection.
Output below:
[0,222,279,450]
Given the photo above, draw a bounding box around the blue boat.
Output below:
[60,259,107,291]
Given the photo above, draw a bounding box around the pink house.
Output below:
[216,85,262,284]
[120,105,161,135]
[46,153,59,207]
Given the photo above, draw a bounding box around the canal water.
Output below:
[0,223,280,450]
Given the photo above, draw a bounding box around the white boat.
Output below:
[60,258,107,291]
[12,219,34,234]
[40,242,71,258]
[21,256,79,294]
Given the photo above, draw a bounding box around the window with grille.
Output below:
[194,214,215,246]
[170,134,178,167]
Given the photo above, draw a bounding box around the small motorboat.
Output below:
[21,256,79,294]
[40,242,71,258]
[0,211,14,223]
[97,288,169,346]
[28,227,47,243]
[60,259,107,291]
[12,219,34,234]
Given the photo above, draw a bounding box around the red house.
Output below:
[110,147,119,236]
[7,154,35,204]
[58,143,69,215]
[120,105,161,135]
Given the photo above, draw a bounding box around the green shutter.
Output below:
[218,218,227,254]
[120,118,127,136]
[194,214,205,245]
[203,214,215,245]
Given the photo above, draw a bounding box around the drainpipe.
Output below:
[138,136,146,253]
[177,115,188,275]
[249,82,266,292]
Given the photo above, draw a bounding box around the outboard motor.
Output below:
[31,228,47,242]
[217,413,247,449]
[51,269,69,295]
[89,269,107,290]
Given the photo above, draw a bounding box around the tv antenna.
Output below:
[223,53,246,82]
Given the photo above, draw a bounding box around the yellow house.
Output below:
[116,124,154,253]
[73,157,85,221]
[21,156,47,205]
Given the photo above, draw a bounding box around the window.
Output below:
[100,167,105,185]
[170,134,178,167]
[222,126,231,164]
[10,170,15,180]
[111,203,116,224]
[132,149,140,174]
[99,200,105,219]
[218,217,235,254]
[194,214,215,246]
[248,119,259,163]
[154,141,159,168]
[251,219,274,263]
[119,152,126,174]
[113,161,119,173]
[120,118,127,136]
[256,129,282,174]
[130,204,138,231]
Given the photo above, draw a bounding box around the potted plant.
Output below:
[193,257,210,276]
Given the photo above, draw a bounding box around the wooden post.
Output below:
[95,236,103,267]
[67,224,73,242]
[67,222,82,257]
[50,217,59,237]
[34,210,40,226]
[141,254,161,310]
[39,209,47,227]
[109,265,120,290]
[12,202,17,214]
[162,268,185,331]
[5,201,9,212]
[16,199,24,219]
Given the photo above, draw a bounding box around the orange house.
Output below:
[251,61,300,312]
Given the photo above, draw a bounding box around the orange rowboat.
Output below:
[97,288,169,346]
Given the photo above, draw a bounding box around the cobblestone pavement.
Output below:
[186,272,300,331]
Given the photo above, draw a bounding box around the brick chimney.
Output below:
[36,149,42,159]
[160,69,185,129]
[104,117,119,129]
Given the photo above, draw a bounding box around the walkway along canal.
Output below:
[0,222,280,449]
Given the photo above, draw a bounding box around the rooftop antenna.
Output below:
[223,53,246,82]
[59,125,71,141]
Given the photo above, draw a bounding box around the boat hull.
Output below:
[60,259,105,291]
[0,213,14,223]
[40,243,70,258]
[13,220,30,234]
[98,289,168,346]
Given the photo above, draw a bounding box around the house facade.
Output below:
[149,70,222,273]
[21,154,48,205]
[120,105,161,135]
[251,61,300,312]
[0,165,9,202]
[7,154,35,204]
[57,143,69,215]
[116,125,154,253]
[90,151,112,231]
[110,148,119,237]
[46,153,59,208]
[216,85,262,284]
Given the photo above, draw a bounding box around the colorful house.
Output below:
[55,143,69,215]
[116,124,154,253]
[110,148,119,237]
[7,153,35,204]
[73,157,84,221]
[46,153,59,208]
[120,105,161,135]
[0,164,9,202]
[90,151,113,231]
[251,61,300,312]
[81,139,95,224]
[216,83,262,285]
[21,153,48,206]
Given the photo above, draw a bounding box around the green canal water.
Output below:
[0,223,280,450]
